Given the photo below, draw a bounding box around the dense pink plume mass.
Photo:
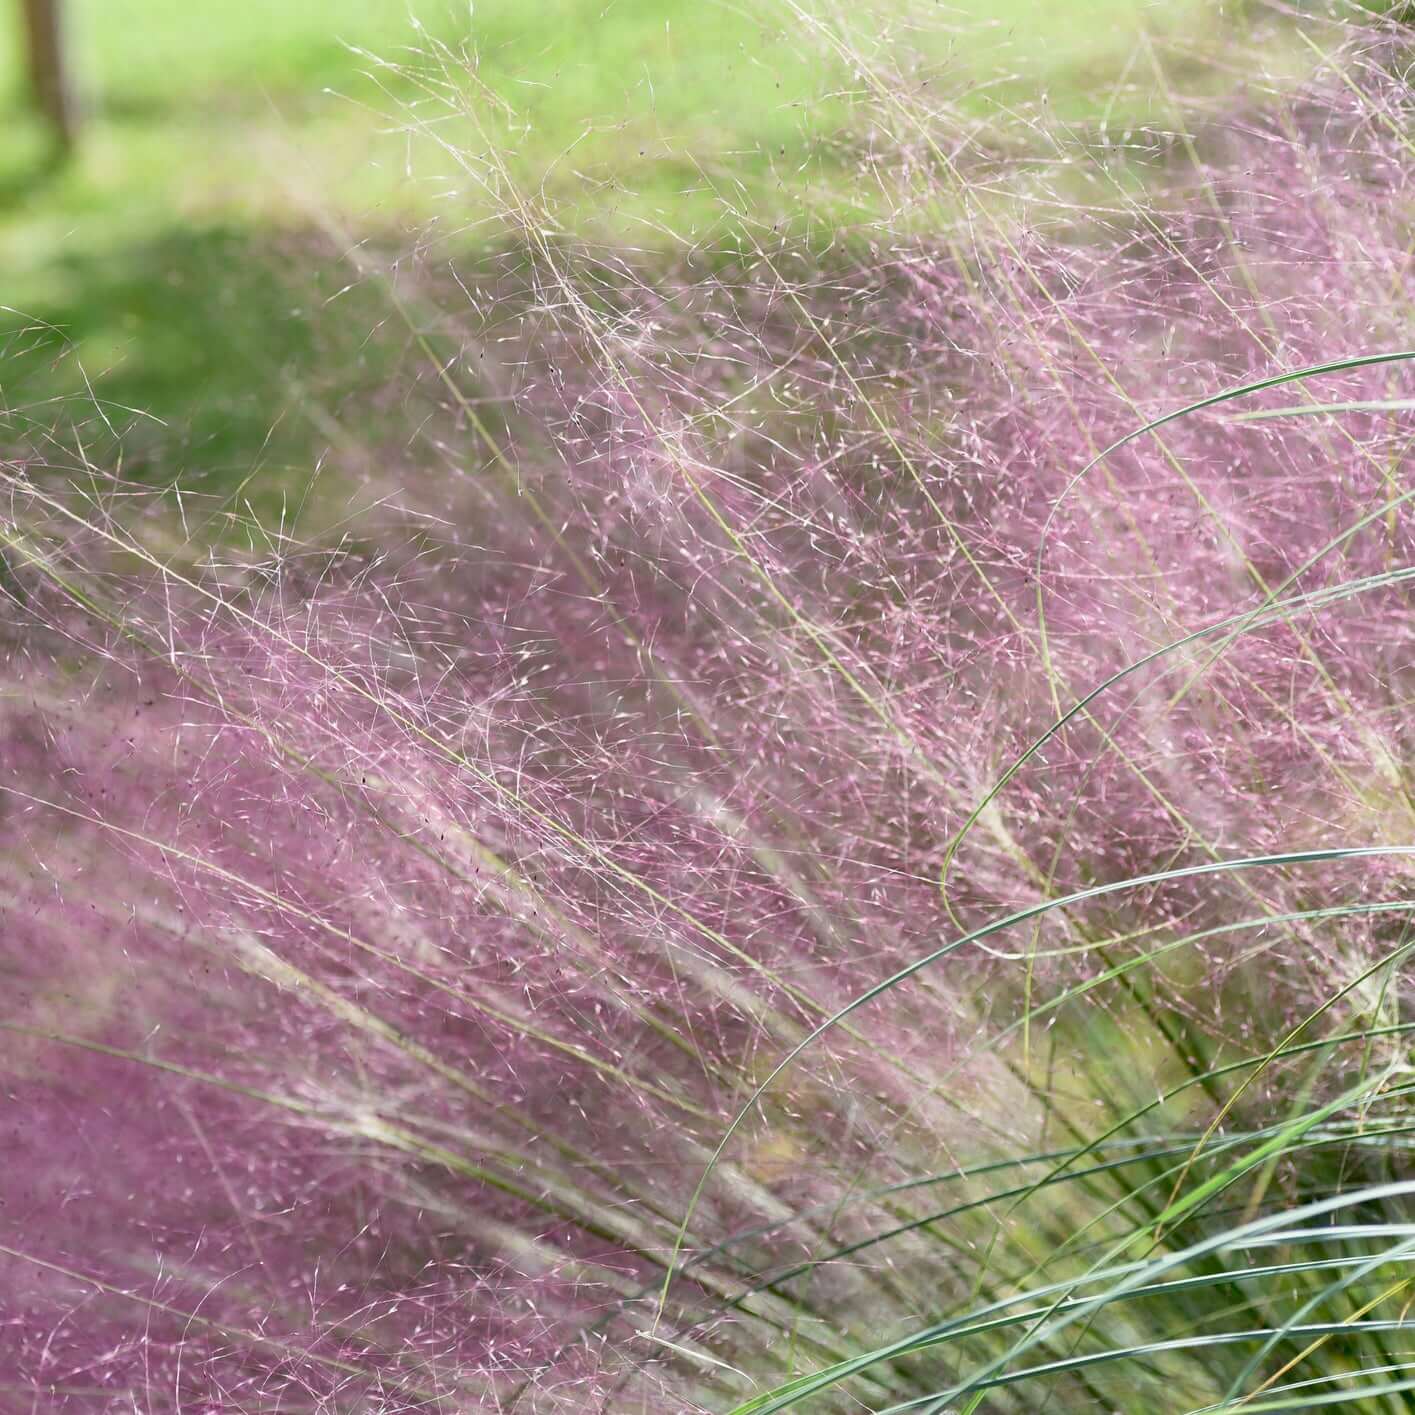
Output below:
[4,32,1415,1411]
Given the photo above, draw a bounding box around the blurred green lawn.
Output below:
[0,0,1283,515]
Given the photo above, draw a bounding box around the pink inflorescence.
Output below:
[5,31,1415,1412]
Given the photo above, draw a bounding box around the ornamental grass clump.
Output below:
[7,10,1415,1412]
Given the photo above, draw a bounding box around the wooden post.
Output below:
[19,0,76,151]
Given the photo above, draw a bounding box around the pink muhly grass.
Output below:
[6,15,1415,1412]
